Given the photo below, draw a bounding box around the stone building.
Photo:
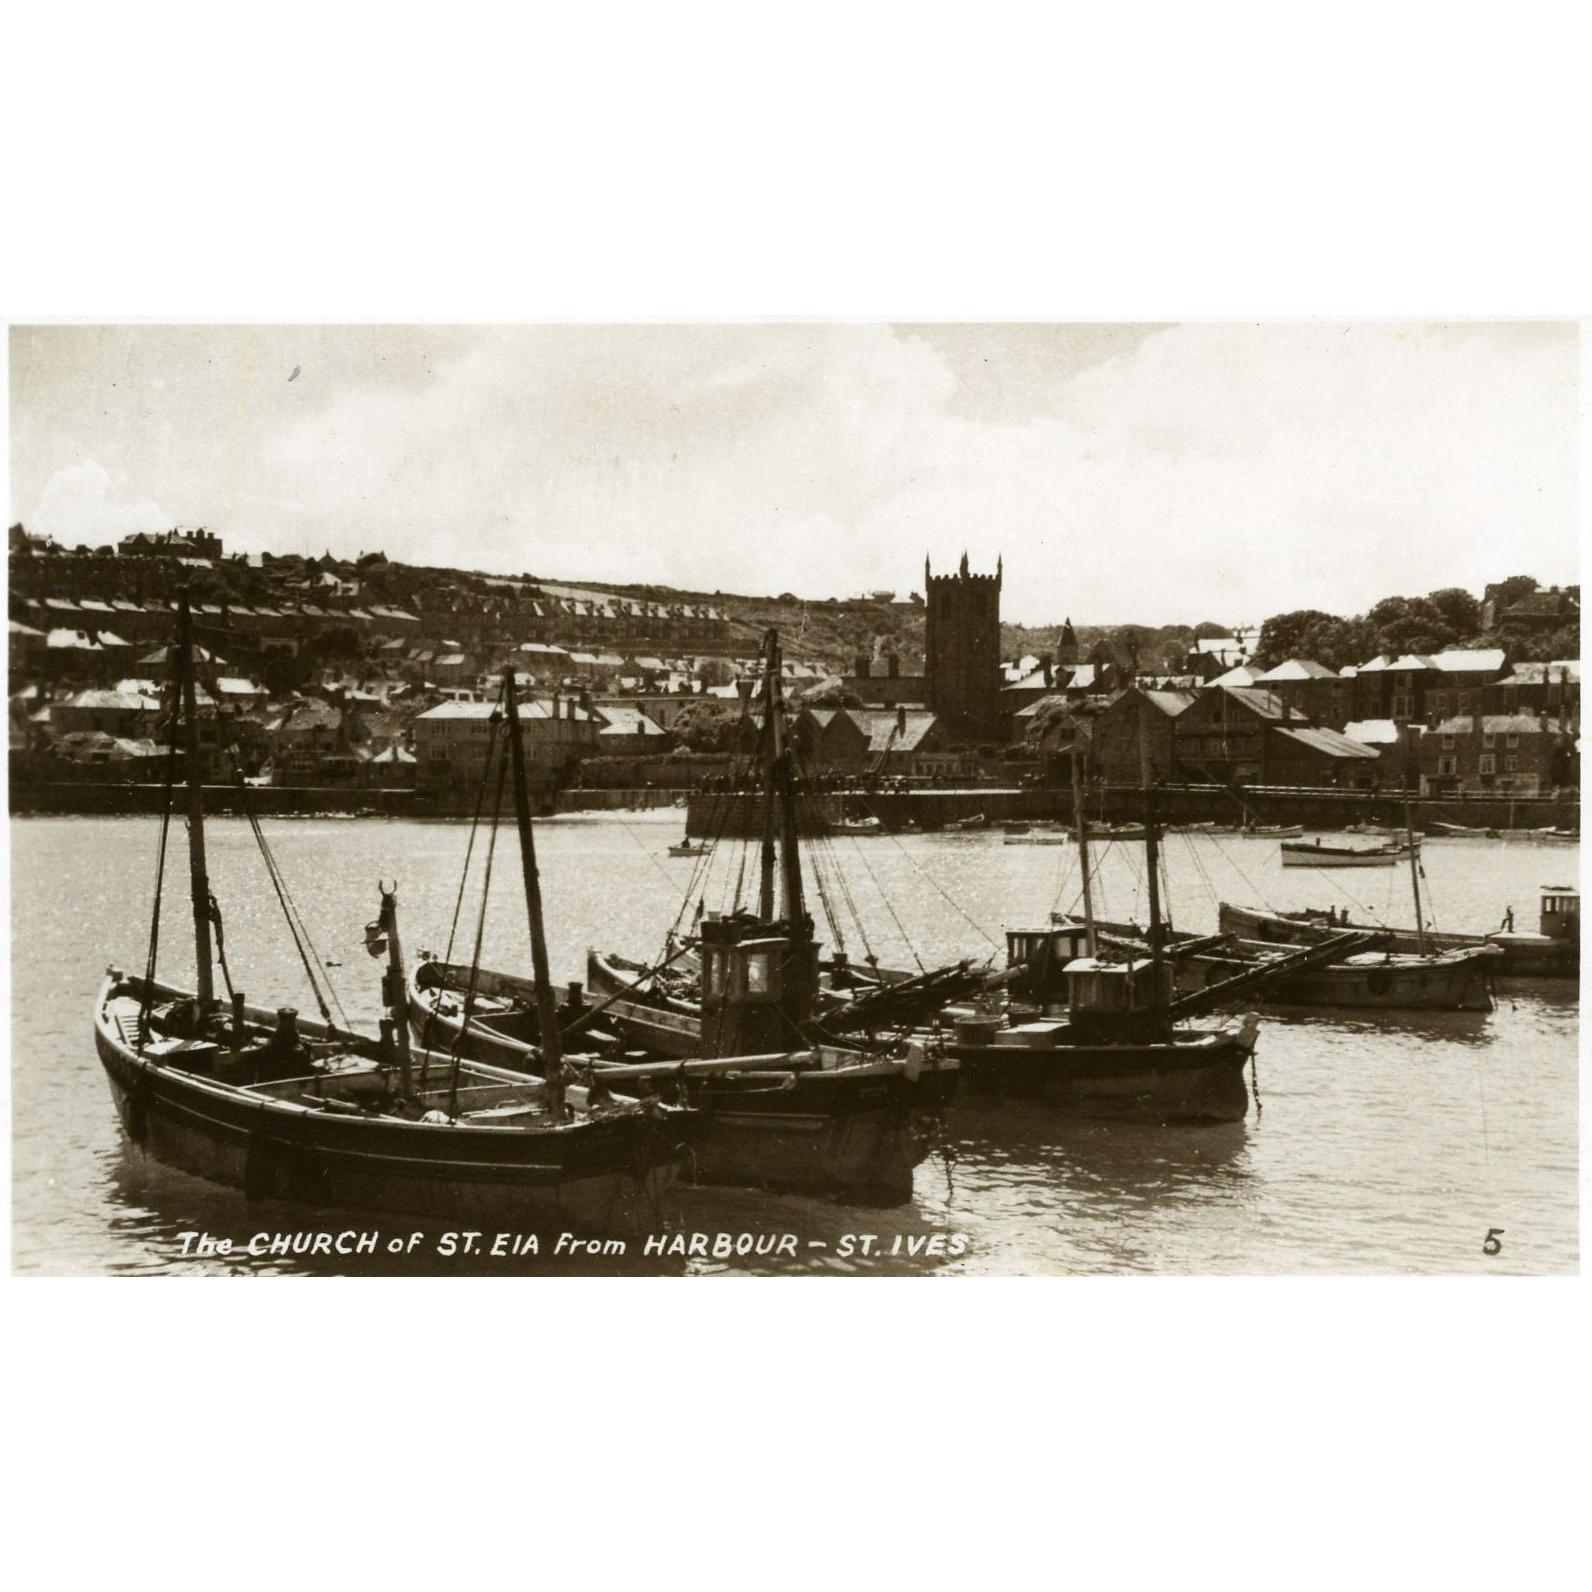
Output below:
[924,552,1002,744]
[1420,713,1575,797]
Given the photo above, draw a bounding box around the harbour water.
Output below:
[9,812,1579,1276]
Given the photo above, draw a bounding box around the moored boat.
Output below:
[94,593,684,1233]
[1218,886,1579,979]
[1281,837,1409,867]
[413,638,960,1202]
[1091,917,1498,1011]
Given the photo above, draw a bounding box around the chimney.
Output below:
[897,705,907,735]
[1041,653,1053,688]
[887,652,899,678]
[854,654,869,677]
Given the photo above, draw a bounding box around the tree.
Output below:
[1295,614,1378,672]
[1426,586,1481,638]
[1367,596,1456,657]
[1192,621,1233,640]
[1253,609,1337,669]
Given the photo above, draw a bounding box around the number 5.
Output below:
[1483,1228,1505,1256]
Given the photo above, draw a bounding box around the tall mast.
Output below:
[379,885,415,1097]
[1070,742,1097,956]
[1404,801,1428,957]
[176,591,215,1012]
[1137,692,1169,1025]
[503,669,564,1113]
[764,630,805,925]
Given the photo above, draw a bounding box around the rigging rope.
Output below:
[137,679,183,1050]
[447,735,509,1121]
[441,709,503,968]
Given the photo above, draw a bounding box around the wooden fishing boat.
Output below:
[1281,837,1407,867]
[1219,886,1579,979]
[94,594,684,1233]
[1004,831,1069,845]
[929,745,1303,1123]
[1090,917,1498,1011]
[412,642,960,1202]
[667,839,709,856]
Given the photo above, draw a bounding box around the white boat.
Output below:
[1281,837,1409,868]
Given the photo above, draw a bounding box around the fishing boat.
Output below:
[944,813,988,831]
[412,644,961,1202]
[1090,917,1498,1011]
[95,594,684,1233]
[1281,837,1408,868]
[1429,820,1501,838]
[1004,831,1069,845]
[926,743,1319,1123]
[667,839,709,857]
[1219,884,1580,979]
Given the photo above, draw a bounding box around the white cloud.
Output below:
[31,459,170,545]
[11,323,1577,624]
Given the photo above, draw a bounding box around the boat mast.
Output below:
[1070,742,1098,956]
[176,590,215,1013]
[757,647,778,920]
[502,669,565,1115]
[378,884,415,1097]
[765,630,805,925]
[1137,692,1170,1026]
[1404,801,1428,957]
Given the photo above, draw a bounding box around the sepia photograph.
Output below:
[7,321,1579,1278]
[3,14,1588,1591]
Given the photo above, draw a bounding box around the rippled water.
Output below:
[9,812,1579,1275]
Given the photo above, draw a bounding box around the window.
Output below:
[1439,756,1457,776]
[745,952,770,996]
[1479,754,1496,774]
[1505,754,1518,772]
[1507,732,1519,747]
[1442,734,1456,749]
[1482,732,1495,747]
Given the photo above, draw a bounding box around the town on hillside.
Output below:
[7,523,1580,814]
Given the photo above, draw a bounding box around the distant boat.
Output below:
[667,839,709,856]
[1281,837,1408,868]
[1430,820,1502,838]
[944,813,987,830]
[1003,832,1069,845]
[830,815,882,835]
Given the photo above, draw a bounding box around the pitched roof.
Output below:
[1429,648,1507,673]
[1432,714,1567,735]
[1220,685,1288,719]
[1208,664,1265,688]
[1256,657,1338,681]
[848,709,942,752]
[1495,660,1580,687]
[1343,719,1403,745]
[1274,725,1380,759]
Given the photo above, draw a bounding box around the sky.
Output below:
[8,322,1578,627]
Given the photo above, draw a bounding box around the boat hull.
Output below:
[97,979,681,1233]
[409,961,956,1201]
[1218,902,1576,979]
[1171,950,1494,1011]
[946,1029,1255,1124]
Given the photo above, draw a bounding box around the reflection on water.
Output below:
[10,815,1580,1276]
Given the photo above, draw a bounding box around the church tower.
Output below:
[924,551,1002,743]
